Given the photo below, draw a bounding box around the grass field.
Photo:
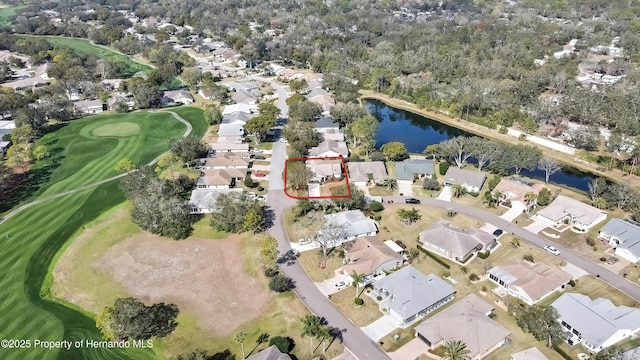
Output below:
[28,36,153,77]
[0,108,207,359]
[0,5,23,26]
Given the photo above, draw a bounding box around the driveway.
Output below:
[436,186,452,201]
[316,272,353,297]
[524,216,551,234]
[361,314,401,341]
[500,205,524,222]
[388,338,429,360]
[398,182,413,196]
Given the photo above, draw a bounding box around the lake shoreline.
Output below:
[359,90,640,188]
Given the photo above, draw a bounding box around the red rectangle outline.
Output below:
[284,156,351,199]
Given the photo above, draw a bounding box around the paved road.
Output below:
[0,110,192,225]
[388,195,640,302]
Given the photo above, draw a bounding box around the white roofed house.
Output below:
[552,293,640,352]
[162,90,194,105]
[188,188,242,214]
[598,218,640,263]
[196,168,246,189]
[222,103,257,115]
[493,178,546,211]
[221,111,257,125]
[308,140,349,158]
[322,210,377,246]
[536,195,607,231]
[306,158,343,184]
[443,167,487,193]
[372,266,455,325]
[209,141,249,153]
[200,153,250,169]
[341,236,405,284]
[73,99,105,114]
[218,123,246,138]
[347,161,388,187]
[419,221,496,264]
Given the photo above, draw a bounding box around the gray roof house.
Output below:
[395,159,435,183]
[347,161,388,185]
[443,167,487,193]
[308,139,349,158]
[325,210,377,244]
[536,195,607,231]
[222,111,257,125]
[246,345,292,360]
[162,90,194,105]
[218,123,246,137]
[415,294,511,360]
[552,293,640,352]
[372,266,455,325]
[342,236,405,284]
[73,99,105,114]
[314,116,339,130]
[419,221,496,264]
[511,348,548,360]
[598,218,640,263]
[188,188,242,214]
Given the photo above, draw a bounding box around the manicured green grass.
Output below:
[0,109,207,359]
[92,122,141,137]
[0,5,23,26]
[31,36,152,77]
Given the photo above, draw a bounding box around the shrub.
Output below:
[481,286,487,292]
[244,176,257,188]
[498,126,508,134]
[369,151,385,161]
[376,295,382,301]
[487,175,501,191]
[442,271,451,278]
[439,162,450,175]
[477,251,490,259]
[599,257,607,262]
[423,177,441,191]
[469,273,479,281]
[359,149,367,156]
[264,267,279,277]
[518,134,526,141]
[568,279,576,287]
[269,336,292,353]
[354,297,364,306]
[586,235,596,247]
[374,214,382,221]
[369,200,384,212]
[416,244,451,269]
[268,275,295,292]
[523,254,534,263]
[537,188,552,206]
[468,191,479,197]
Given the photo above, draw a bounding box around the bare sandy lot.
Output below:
[92,233,271,336]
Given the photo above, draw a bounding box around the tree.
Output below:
[351,271,365,298]
[31,144,49,161]
[483,190,499,208]
[173,348,236,360]
[289,79,308,93]
[380,178,398,191]
[524,191,537,213]
[509,144,542,174]
[115,159,135,173]
[96,298,179,341]
[155,153,181,178]
[514,305,563,348]
[245,114,276,144]
[451,183,466,198]
[301,315,323,355]
[204,104,223,125]
[260,236,279,267]
[268,274,295,292]
[285,160,312,191]
[331,184,366,211]
[242,206,266,233]
[233,332,246,360]
[10,124,35,144]
[268,336,292,354]
[423,144,439,159]
[6,143,31,172]
[594,345,624,360]
[181,66,202,87]
[286,93,306,106]
[288,100,321,122]
[397,207,421,225]
[381,141,409,161]
[438,136,475,168]
[423,177,441,191]
[348,115,378,148]
[210,193,264,233]
[537,188,552,206]
[130,81,161,109]
[315,217,349,257]
[537,157,561,183]
[330,102,367,126]
[258,102,281,120]
[442,340,471,360]
[471,138,501,171]
[171,137,208,167]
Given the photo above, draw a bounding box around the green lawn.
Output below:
[0,108,207,359]
[0,5,23,26]
[32,36,153,77]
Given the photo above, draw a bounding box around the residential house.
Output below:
[511,348,548,360]
[223,81,261,96]
[222,103,257,115]
[536,195,607,231]
[218,123,246,137]
[314,116,339,130]
[419,221,496,264]
[395,159,435,185]
[443,167,487,193]
[222,111,257,125]
[488,258,572,305]
[196,168,246,189]
[493,178,546,211]
[230,91,258,105]
[2,62,52,91]
[308,139,348,158]
[277,68,304,80]
[245,345,292,360]
[341,236,405,284]
[188,188,243,214]
[101,79,124,91]
[308,94,335,113]
[317,128,345,141]
[162,90,194,105]
[372,266,455,325]
[73,99,105,114]
[415,294,511,360]
[200,153,250,169]
[306,158,343,183]
[209,141,249,153]
[552,293,640,352]
[324,210,377,244]
[599,218,640,263]
[347,161,388,186]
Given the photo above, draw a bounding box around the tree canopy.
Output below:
[96,297,179,341]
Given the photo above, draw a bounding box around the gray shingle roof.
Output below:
[347,161,388,183]
[444,167,487,189]
[246,345,292,360]
[374,266,455,321]
[600,218,640,258]
[395,159,435,181]
[325,210,377,238]
[537,195,605,224]
[419,221,494,261]
[552,293,640,349]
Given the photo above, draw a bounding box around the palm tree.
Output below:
[233,331,247,359]
[316,324,331,354]
[524,191,537,213]
[451,183,466,198]
[482,190,499,208]
[381,178,398,191]
[592,196,608,210]
[397,208,422,225]
[351,271,366,298]
[442,339,471,360]
[301,315,322,355]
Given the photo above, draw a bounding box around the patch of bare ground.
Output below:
[92,233,271,337]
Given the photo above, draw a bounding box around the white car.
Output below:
[544,245,561,256]
[279,138,288,143]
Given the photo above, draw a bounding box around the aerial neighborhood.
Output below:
[2,1,640,360]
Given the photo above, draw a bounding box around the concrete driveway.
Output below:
[316,272,353,297]
[524,216,551,234]
[500,205,525,221]
[437,186,452,201]
[398,182,413,196]
[388,338,429,360]
[361,314,401,341]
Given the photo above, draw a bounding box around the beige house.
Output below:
[493,178,545,211]
[341,236,405,284]
[443,167,487,193]
[415,294,511,360]
[201,153,250,169]
[306,159,343,183]
[488,258,572,305]
[419,221,496,264]
[536,195,607,231]
[209,141,249,153]
[196,168,246,189]
[308,139,349,158]
[347,161,388,186]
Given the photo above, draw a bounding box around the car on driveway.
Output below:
[607,257,619,265]
[405,198,421,204]
[544,245,561,256]
[492,229,504,238]
[334,281,347,290]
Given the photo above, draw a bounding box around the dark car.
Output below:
[253,155,266,160]
[405,198,421,204]
[492,229,504,237]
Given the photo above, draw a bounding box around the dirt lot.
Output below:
[92,233,271,337]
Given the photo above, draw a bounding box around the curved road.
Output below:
[0,110,192,225]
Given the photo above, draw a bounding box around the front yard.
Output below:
[297,249,343,282]
[329,287,382,327]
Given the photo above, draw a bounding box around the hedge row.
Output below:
[416,245,451,269]
[553,346,573,360]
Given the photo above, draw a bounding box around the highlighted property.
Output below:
[284,156,351,199]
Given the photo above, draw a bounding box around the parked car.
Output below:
[405,198,421,204]
[334,281,347,289]
[607,257,619,265]
[544,245,561,256]
[279,138,288,143]
[492,229,504,238]
[250,149,264,153]
[253,155,266,160]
